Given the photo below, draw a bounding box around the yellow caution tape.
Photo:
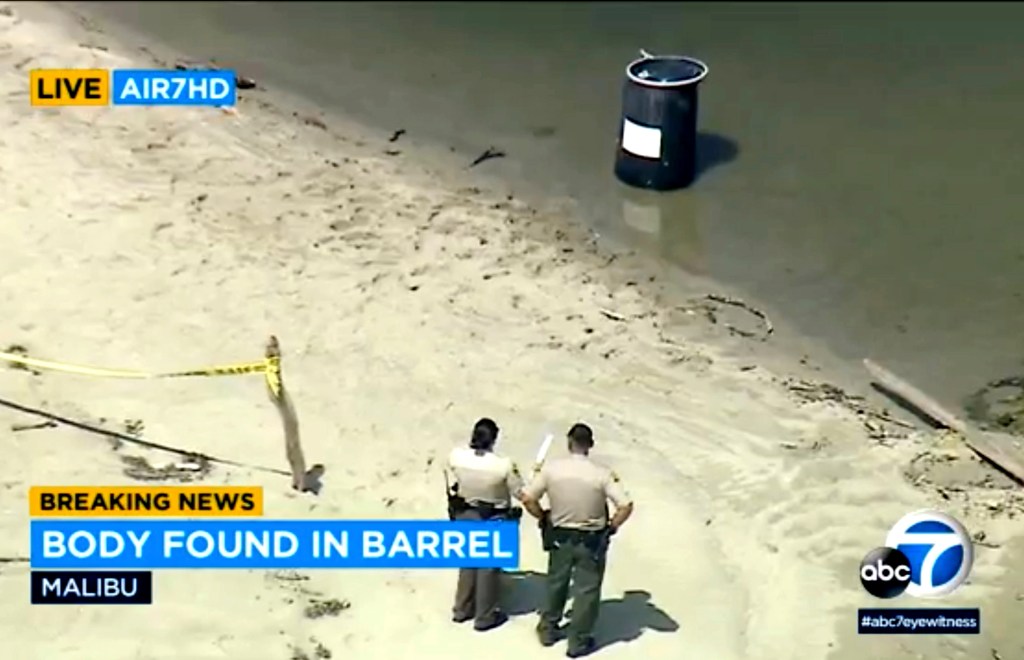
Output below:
[264,354,282,400]
[161,362,267,378]
[0,350,267,381]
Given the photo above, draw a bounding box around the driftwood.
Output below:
[469,147,505,168]
[782,376,914,441]
[173,62,256,89]
[599,309,628,322]
[11,421,57,432]
[264,336,323,493]
[864,359,1024,486]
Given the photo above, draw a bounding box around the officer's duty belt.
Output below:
[467,502,521,520]
[551,527,605,542]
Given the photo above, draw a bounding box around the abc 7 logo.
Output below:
[860,510,974,599]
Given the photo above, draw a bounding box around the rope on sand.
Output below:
[0,395,290,477]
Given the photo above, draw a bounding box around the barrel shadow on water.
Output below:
[694,131,739,182]
[501,570,679,650]
[609,131,736,275]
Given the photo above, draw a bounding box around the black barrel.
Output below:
[614,54,709,191]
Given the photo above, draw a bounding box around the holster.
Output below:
[586,528,614,559]
[539,510,555,551]
[446,493,469,521]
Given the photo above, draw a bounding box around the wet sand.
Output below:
[0,3,1022,660]
[75,1,1024,410]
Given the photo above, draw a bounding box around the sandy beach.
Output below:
[0,3,1021,659]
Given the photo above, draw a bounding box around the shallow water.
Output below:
[81,1,1024,406]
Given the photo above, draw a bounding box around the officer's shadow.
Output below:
[502,571,679,651]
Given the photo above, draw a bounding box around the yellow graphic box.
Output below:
[29,486,263,517]
[29,69,110,106]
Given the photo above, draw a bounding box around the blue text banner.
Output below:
[31,519,520,569]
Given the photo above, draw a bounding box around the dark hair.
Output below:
[567,422,594,447]
[470,418,499,450]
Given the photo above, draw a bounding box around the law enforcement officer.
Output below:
[520,423,634,658]
[445,417,524,631]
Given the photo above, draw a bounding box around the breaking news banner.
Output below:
[29,485,263,517]
[31,519,520,570]
[857,608,981,635]
[29,68,236,107]
[26,485,517,604]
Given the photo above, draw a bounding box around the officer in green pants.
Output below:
[521,423,634,658]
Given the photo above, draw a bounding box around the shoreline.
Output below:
[1,3,1022,660]
[62,1,873,406]
[68,1,1024,411]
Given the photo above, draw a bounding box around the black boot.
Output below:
[474,611,508,632]
[566,637,597,658]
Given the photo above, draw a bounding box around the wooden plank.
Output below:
[863,359,969,432]
[963,429,1024,487]
[863,358,1024,486]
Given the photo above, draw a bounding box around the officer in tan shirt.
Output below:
[521,423,634,658]
[445,417,524,632]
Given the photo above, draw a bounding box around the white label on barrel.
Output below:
[621,118,662,160]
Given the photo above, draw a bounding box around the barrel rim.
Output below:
[625,55,709,88]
